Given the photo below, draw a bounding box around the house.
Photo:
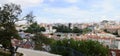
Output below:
[73,32,116,48]
[18,32,35,49]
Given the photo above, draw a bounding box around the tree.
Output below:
[24,22,46,33]
[0,3,21,45]
[82,28,92,34]
[0,3,22,56]
[33,33,55,50]
[53,25,91,34]
[40,27,46,32]
[26,12,35,24]
[0,3,22,24]
[50,39,109,56]
[72,27,82,33]
[53,25,72,33]
[0,3,35,55]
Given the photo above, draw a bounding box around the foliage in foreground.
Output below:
[50,39,109,56]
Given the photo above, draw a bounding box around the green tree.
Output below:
[0,3,22,46]
[50,39,109,56]
[0,3,35,55]
[53,25,72,33]
[53,25,91,34]
[24,22,46,33]
[0,3,22,56]
[72,27,82,33]
[33,33,55,50]
[26,12,35,25]
[82,28,92,34]
[40,27,46,32]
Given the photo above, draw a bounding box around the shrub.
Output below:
[50,39,109,56]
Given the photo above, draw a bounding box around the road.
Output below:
[17,48,60,56]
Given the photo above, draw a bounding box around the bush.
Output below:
[50,39,109,56]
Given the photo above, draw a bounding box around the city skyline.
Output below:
[0,0,120,23]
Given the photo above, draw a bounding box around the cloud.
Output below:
[42,2,120,23]
[36,17,64,23]
[49,0,55,2]
[42,6,95,23]
[64,0,78,3]
[1,0,120,23]
[91,0,115,13]
[0,0,44,8]
[0,0,9,4]
[43,6,91,18]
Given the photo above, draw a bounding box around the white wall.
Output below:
[118,41,120,49]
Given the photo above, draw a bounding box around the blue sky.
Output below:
[0,0,120,23]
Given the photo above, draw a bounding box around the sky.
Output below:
[0,0,120,23]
